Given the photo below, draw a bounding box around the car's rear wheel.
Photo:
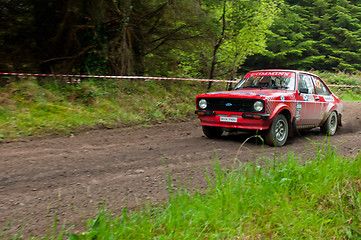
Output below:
[321,111,338,136]
[265,114,288,147]
[202,126,223,138]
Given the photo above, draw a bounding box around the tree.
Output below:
[0,0,280,79]
[242,0,361,72]
[0,0,34,72]
[201,0,280,87]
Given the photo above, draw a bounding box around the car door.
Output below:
[296,74,317,125]
[312,76,332,126]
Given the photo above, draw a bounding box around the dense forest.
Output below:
[243,0,361,73]
[1,0,361,79]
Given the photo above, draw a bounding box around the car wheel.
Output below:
[265,114,288,147]
[202,126,223,138]
[321,111,338,136]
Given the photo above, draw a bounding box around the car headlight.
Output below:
[254,101,264,112]
[199,99,207,109]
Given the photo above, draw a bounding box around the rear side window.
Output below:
[313,77,331,95]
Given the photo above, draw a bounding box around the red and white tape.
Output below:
[1,72,361,87]
[0,72,236,83]
[328,84,361,88]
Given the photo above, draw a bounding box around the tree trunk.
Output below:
[208,1,226,89]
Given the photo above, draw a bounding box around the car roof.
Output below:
[248,69,321,78]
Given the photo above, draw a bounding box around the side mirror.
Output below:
[299,88,309,94]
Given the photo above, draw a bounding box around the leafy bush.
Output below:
[316,71,361,86]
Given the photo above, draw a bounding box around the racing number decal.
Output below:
[315,80,322,90]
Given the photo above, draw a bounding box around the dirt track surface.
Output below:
[1,102,361,237]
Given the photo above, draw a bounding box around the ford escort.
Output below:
[195,70,343,146]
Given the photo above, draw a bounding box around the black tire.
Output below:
[202,126,223,139]
[321,111,338,136]
[265,114,288,147]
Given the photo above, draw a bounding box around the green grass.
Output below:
[315,71,361,101]
[13,142,358,239]
[331,88,361,101]
[0,78,227,141]
[316,71,361,86]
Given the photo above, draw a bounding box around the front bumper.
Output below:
[195,110,271,130]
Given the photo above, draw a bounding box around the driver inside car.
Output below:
[259,76,271,88]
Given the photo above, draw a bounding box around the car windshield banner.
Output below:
[244,71,295,78]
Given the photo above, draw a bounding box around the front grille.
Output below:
[198,98,264,113]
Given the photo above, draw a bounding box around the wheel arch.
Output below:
[320,109,341,127]
[269,105,293,136]
[278,109,293,138]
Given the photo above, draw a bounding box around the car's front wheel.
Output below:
[321,111,338,136]
[202,126,223,139]
[265,114,288,147]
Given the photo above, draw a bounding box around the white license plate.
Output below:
[220,117,237,123]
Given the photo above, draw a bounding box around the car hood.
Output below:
[197,89,293,99]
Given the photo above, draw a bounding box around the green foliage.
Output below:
[316,71,361,86]
[4,0,361,77]
[62,145,361,239]
[204,0,281,79]
[0,0,280,80]
[243,0,361,73]
[315,71,361,100]
[0,77,225,141]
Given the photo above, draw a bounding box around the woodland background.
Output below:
[1,0,361,80]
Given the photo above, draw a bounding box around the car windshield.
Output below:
[234,71,296,91]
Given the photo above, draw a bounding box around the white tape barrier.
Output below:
[1,72,360,87]
[0,72,236,83]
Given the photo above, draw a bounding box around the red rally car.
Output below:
[195,70,343,147]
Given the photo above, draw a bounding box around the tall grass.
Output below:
[59,144,361,239]
[0,78,226,141]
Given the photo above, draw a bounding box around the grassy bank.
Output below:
[0,77,226,141]
[0,71,360,141]
[6,143,359,239]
